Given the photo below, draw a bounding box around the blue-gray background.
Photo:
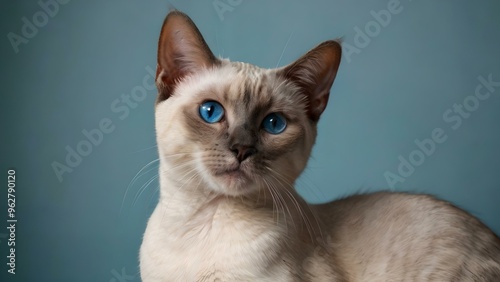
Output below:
[1,0,499,281]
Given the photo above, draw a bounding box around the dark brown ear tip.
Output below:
[318,40,342,57]
[166,10,188,18]
[322,40,342,47]
[163,10,193,27]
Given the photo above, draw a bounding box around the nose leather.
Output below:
[228,123,257,162]
[230,145,256,162]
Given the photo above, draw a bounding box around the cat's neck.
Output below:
[156,165,324,243]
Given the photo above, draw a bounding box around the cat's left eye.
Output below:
[199,101,224,123]
[262,113,287,134]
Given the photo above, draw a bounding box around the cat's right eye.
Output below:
[199,101,224,123]
[262,113,287,134]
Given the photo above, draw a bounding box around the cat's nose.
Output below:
[230,145,256,163]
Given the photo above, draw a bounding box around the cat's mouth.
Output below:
[211,163,254,195]
[214,165,247,178]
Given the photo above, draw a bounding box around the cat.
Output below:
[139,10,500,281]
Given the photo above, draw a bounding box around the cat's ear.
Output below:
[278,40,341,122]
[156,11,219,101]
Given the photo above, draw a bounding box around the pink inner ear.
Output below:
[155,11,219,101]
[279,40,341,121]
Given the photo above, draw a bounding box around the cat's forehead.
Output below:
[224,62,271,103]
[230,61,264,78]
[218,61,301,115]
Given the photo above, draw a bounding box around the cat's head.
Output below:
[154,11,341,197]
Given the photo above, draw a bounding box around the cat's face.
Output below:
[154,11,341,197]
[156,62,314,196]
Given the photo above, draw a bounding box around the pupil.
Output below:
[207,106,213,117]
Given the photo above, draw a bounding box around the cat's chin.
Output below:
[210,168,258,197]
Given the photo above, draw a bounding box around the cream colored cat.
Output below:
[140,11,500,281]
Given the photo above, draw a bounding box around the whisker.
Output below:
[275,30,295,68]
[120,158,160,213]
[267,166,323,241]
[157,159,198,176]
[160,152,195,158]
[298,170,327,200]
[130,144,158,154]
[178,169,200,191]
[267,174,295,230]
[132,175,159,207]
[262,178,279,223]
[147,185,160,208]
[159,167,200,225]
[159,166,200,210]
[127,157,199,213]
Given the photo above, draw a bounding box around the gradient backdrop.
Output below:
[1,0,499,281]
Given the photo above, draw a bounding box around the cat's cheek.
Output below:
[273,153,304,183]
[155,102,199,167]
[263,123,304,154]
[156,105,181,147]
[267,125,313,180]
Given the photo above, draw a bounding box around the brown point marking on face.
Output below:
[172,63,311,183]
[255,73,267,100]
[241,79,252,108]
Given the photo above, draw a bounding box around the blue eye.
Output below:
[262,113,287,134]
[199,101,224,123]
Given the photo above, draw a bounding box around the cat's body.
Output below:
[140,11,500,281]
[141,191,499,281]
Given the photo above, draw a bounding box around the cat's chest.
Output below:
[141,204,297,281]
